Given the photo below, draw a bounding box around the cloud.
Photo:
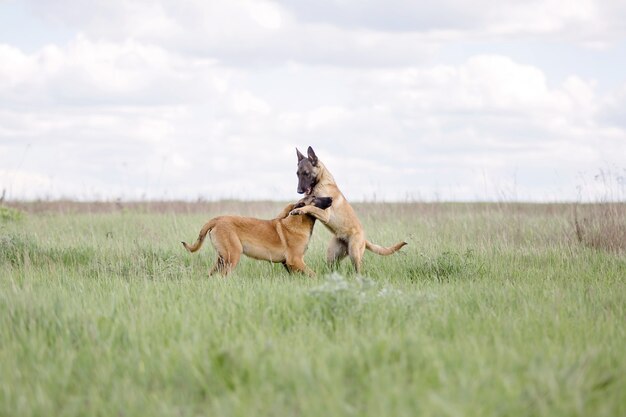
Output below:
[16,1,437,66]
[23,0,626,61]
[1,37,624,201]
[0,36,227,108]
[1,1,624,201]
[279,0,626,46]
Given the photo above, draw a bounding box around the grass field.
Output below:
[1,201,624,417]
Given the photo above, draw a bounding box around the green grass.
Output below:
[1,202,624,417]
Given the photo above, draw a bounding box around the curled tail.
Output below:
[182,219,217,253]
[365,240,407,256]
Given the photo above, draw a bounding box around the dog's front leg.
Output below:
[286,258,316,277]
[289,206,330,223]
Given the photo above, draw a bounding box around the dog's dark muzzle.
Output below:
[297,186,312,195]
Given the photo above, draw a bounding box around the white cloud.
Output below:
[12,0,626,72]
[365,55,552,114]
[0,169,55,200]
[20,0,439,66]
[279,0,626,45]
[3,40,623,201]
[0,1,624,202]
[0,36,227,108]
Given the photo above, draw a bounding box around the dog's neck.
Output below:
[312,160,345,202]
[314,160,337,191]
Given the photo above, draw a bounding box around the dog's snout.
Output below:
[297,188,304,194]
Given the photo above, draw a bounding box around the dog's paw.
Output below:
[289,209,303,216]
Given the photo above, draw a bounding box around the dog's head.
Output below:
[293,195,333,210]
[296,146,321,195]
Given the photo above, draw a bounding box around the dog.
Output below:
[182,195,332,277]
[292,146,407,273]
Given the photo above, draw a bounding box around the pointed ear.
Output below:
[296,148,305,162]
[307,146,318,166]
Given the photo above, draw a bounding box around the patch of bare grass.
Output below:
[573,203,626,253]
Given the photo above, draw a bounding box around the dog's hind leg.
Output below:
[327,237,348,269]
[347,237,366,274]
[216,240,242,276]
[208,256,226,276]
[211,250,241,276]
[211,228,242,276]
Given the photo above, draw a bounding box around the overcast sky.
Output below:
[1,0,625,202]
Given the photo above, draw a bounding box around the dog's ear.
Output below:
[307,146,318,166]
[296,148,305,162]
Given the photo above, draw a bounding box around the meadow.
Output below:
[1,200,624,417]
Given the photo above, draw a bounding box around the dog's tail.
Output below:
[182,219,217,253]
[365,240,407,256]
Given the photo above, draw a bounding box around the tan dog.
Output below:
[292,146,407,273]
[182,195,332,277]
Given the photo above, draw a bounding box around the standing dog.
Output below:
[291,146,406,273]
[182,195,332,277]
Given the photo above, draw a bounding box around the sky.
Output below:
[1,0,625,202]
